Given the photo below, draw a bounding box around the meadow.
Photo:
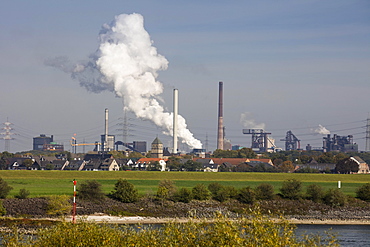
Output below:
[1,170,369,198]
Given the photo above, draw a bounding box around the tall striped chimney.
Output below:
[217,81,224,150]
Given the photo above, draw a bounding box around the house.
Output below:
[52,160,69,170]
[298,158,336,173]
[84,159,102,171]
[6,158,37,170]
[100,158,119,171]
[136,158,167,171]
[64,160,86,171]
[350,156,369,174]
[193,159,220,172]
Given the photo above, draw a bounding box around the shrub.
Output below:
[192,184,211,201]
[279,179,302,200]
[208,182,224,198]
[213,186,238,202]
[46,195,71,216]
[0,200,6,216]
[255,183,275,200]
[356,183,370,202]
[172,188,193,203]
[0,178,13,199]
[0,209,338,246]
[14,188,30,199]
[156,180,177,201]
[306,184,324,203]
[78,180,105,202]
[110,179,138,203]
[238,186,256,204]
[323,188,347,207]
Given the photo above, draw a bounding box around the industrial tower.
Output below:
[280,130,300,151]
[366,116,370,152]
[1,119,15,152]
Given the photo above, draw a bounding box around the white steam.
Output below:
[46,13,202,149]
[240,112,266,130]
[313,124,330,135]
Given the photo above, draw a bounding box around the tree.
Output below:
[192,184,211,200]
[255,183,275,200]
[110,179,138,203]
[78,180,105,202]
[22,159,33,169]
[237,148,257,158]
[156,180,177,201]
[238,186,256,204]
[335,158,359,174]
[305,184,324,203]
[356,183,370,202]
[323,188,347,207]
[279,179,302,200]
[172,188,193,203]
[0,177,12,199]
[278,161,295,173]
[128,152,144,158]
[14,188,30,199]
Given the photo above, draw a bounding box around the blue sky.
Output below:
[0,0,369,153]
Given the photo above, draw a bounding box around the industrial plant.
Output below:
[3,82,370,156]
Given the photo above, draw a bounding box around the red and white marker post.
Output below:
[72,179,77,223]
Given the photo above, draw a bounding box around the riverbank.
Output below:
[64,214,370,225]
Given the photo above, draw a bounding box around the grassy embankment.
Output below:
[1,170,369,198]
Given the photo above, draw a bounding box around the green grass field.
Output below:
[1,170,369,198]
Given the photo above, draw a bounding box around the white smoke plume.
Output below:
[240,112,266,130]
[46,13,202,149]
[313,124,330,135]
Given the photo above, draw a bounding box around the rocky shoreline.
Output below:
[1,197,370,227]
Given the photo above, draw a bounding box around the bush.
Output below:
[78,180,105,202]
[255,183,275,200]
[208,182,224,199]
[46,195,71,216]
[110,179,138,203]
[0,200,6,216]
[356,183,370,202]
[0,209,338,246]
[156,180,177,201]
[238,186,256,204]
[279,179,302,200]
[213,186,238,202]
[306,184,324,203]
[323,188,347,207]
[172,188,193,203]
[192,184,211,201]
[14,188,30,199]
[0,178,13,199]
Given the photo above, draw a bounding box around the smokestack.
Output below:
[217,81,224,150]
[173,89,178,154]
[105,108,108,152]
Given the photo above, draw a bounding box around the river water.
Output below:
[295,224,370,246]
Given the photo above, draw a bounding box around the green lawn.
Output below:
[1,170,369,197]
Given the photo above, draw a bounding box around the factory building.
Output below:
[33,134,64,151]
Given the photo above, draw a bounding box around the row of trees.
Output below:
[75,179,370,206]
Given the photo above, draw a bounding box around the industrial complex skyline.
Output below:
[1,1,369,153]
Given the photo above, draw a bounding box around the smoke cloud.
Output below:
[46,13,202,149]
[240,112,266,130]
[313,124,330,135]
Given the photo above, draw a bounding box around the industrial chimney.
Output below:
[104,108,108,152]
[217,81,224,150]
[173,89,178,154]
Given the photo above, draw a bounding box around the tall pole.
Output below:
[366,116,370,152]
[173,89,178,154]
[72,179,77,223]
[217,82,224,150]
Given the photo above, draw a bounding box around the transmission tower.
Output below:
[366,116,370,152]
[1,119,15,152]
